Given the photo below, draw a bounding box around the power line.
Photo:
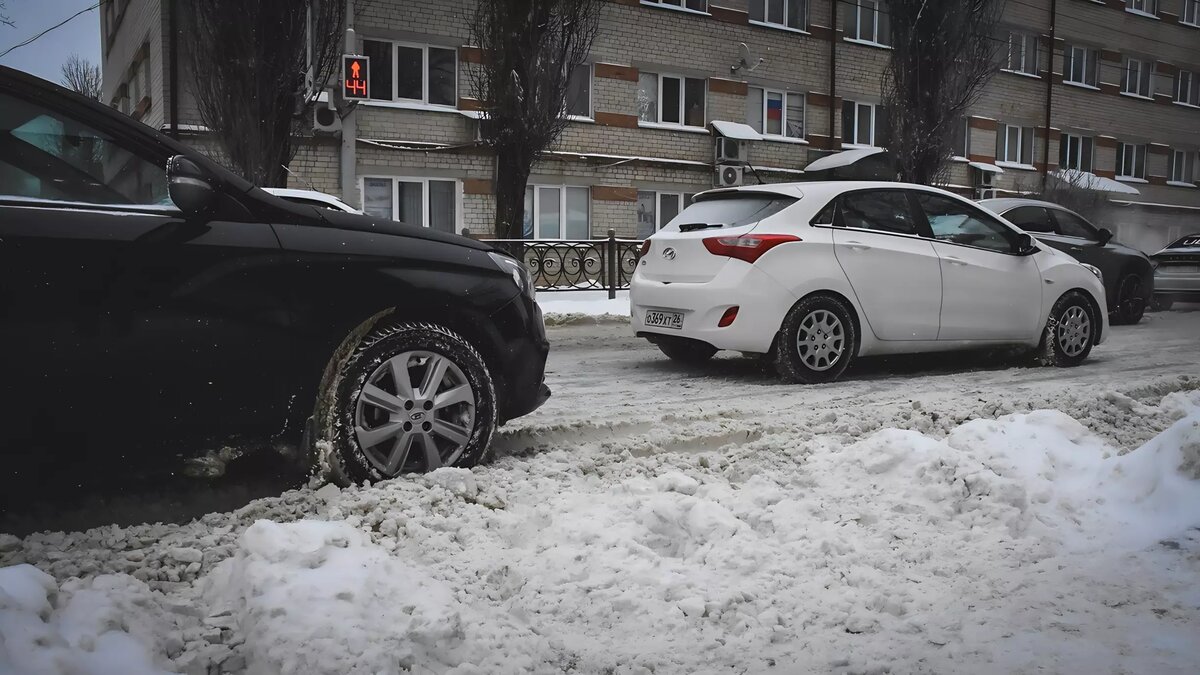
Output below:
[0,1,105,59]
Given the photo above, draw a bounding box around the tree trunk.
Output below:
[494,148,532,241]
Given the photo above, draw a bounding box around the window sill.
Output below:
[748,19,811,35]
[1119,91,1155,101]
[840,143,883,150]
[566,115,595,124]
[1116,176,1149,183]
[360,100,460,114]
[1181,20,1200,28]
[1001,68,1042,80]
[1125,8,1161,20]
[638,121,710,134]
[996,161,1037,171]
[1063,81,1101,91]
[760,134,810,145]
[639,2,710,17]
[1167,180,1198,188]
[1173,100,1200,109]
[950,156,969,162]
[842,37,893,50]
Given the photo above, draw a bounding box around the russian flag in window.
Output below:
[767,96,783,120]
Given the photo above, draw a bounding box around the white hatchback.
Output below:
[630,182,1108,383]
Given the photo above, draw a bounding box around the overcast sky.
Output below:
[1,0,102,84]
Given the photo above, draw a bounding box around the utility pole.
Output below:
[340,0,358,209]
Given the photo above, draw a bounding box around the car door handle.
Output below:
[844,241,871,251]
[943,256,968,266]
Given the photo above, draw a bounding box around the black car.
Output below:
[980,198,1154,325]
[0,66,549,495]
[1149,234,1200,310]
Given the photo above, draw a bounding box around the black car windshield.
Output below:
[665,195,795,231]
[1167,234,1200,249]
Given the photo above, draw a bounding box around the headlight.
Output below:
[488,251,535,299]
[1081,263,1103,283]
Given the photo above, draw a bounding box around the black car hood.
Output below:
[317,208,493,251]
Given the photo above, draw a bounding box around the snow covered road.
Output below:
[2,309,1200,675]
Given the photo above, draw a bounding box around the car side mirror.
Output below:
[1016,232,1039,256]
[1097,228,1114,246]
[166,154,217,215]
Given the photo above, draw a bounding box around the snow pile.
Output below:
[537,290,629,324]
[0,564,176,675]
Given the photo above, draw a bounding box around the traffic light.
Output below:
[342,55,370,100]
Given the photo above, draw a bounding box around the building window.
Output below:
[1171,150,1196,184]
[523,185,590,239]
[1177,70,1199,106]
[746,88,804,138]
[361,39,457,107]
[1059,134,1094,172]
[565,64,592,118]
[749,0,808,31]
[1064,45,1099,87]
[996,124,1034,165]
[1184,0,1200,26]
[1003,31,1039,75]
[641,0,708,12]
[845,0,891,46]
[638,72,706,127]
[361,177,459,233]
[950,117,969,158]
[637,191,696,239]
[1122,57,1154,98]
[1124,0,1157,17]
[842,100,888,147]
[1116,143,1147,179]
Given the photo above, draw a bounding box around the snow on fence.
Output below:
[464,230,643,299]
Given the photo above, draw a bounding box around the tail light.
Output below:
[639,240,651,258]
[702,234,801,264]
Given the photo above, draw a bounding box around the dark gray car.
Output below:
[980,198,1154,325]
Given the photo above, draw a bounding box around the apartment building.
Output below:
[100,0,1200,252]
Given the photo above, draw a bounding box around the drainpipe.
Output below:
[828,0,837,149]
[340,0,358,207]
[1041,0,1057,192]
[168,0,178,140]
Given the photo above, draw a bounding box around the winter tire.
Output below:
[325,322,496,484]
[1040,291,1096,368]
[774,294,857,384]
[1111,273,1147,325]
[657,338,718,364]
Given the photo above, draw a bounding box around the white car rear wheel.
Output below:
[775,295,857,384]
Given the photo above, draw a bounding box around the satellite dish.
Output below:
[731,42,765,75]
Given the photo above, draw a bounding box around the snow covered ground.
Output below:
[537,290,629,324]
[3,310,1200,675]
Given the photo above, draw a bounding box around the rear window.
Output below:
[665,195,795,231]
[1167,234,1200,249]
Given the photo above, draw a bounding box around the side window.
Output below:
[1051,210,1099,241]
[1003,206,1055,233]
[914,192,1017,253]
[811,199,837,226]
[838,190,917,235]
[0,91,169,206]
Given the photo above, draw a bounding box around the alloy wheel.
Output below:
[1056,306,1091,357]
[796,309,845,372]
[353,351,475,476]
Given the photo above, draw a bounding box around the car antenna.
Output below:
[745,162,765,185]
[281,164,318,192]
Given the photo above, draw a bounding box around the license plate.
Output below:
[644,310,684,330]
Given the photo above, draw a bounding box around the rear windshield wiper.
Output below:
[678,222,724,232]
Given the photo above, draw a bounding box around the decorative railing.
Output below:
[472,230,642,299]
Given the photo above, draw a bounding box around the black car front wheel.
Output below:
[324,322,496,484]
[1111,273,1147,325]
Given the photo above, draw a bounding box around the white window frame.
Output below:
[748,87,805,140]
[1003,30,1039,76]
[359,176,462,232]
[362,39,459,108]
[749,0,809,32]
[1116,143,1148,181]
[1183,0,1200,26]
[565,63,593,120]
[1122,56,1154,98]
[1176,69,1199,107]
[842,100,881,147]
[640,72,707,129]
[1124,0,1159,19]
[1064,44,1099,88]
[525,184,591,240]
[997,124,1035,167]
[637,190,697,238]
[640,0,709,14]
[845,0,890,47]
[1059,133,1094,172]
[951,117,970,160]
[1170,150,1196,185]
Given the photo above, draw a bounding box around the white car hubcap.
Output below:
[796,309,845,372]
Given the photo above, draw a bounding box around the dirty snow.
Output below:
[3,312,1200,675]
[537,290,629,325]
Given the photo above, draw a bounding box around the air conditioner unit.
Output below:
[715,137,746,164]
[313,101,341,134]
[976,187,999,200]
[715,164,744,188]
[975,168,995,187]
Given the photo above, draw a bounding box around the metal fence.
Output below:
[472,230,642,299]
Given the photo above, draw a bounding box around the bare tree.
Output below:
[882,0,1006,185]
[60,53,102,100]
[470,0,601,239]
[180,0,346,187]
[1,1,12,29]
